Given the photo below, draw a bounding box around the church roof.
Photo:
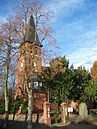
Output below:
[25,15,39,43]
[19,15,42,47]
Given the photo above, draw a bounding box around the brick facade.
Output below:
[15,15,47,111]
[15,42,43,98]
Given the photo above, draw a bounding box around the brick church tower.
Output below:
[15,15,43,98]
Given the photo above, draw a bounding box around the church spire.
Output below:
[25,15,39,44]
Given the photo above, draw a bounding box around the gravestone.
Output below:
[79,102,88,119]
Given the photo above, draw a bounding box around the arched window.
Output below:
[34,62,37,67]
[21,62,23,67]
[34,47,38,55]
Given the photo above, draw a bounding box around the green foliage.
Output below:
[0,99,4,114]
[90,109,97,116]
[42,56,94,105]
[21,100,28,113]
[9,98,22,114]
[81,81,97,102]
[67,66,91,100]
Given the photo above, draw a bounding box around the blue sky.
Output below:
[0,0,97,70]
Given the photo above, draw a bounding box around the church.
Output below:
[15,15,47,112]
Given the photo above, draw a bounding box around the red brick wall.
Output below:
[15,42,42,98]
[33,91,47,112]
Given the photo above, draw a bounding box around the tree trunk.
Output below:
[4,44,11,127]
[27,82,33,129]
[4,81,9,127]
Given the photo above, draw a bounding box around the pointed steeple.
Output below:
[25,15,39,44]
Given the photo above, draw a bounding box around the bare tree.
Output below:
[0,16,21,127]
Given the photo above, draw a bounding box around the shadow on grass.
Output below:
[0,119,49,129]
[0,119,97,129]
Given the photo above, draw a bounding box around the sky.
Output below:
[0,0,97,71]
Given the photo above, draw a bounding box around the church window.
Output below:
[34,81,38,88]
[23,49,25,53]
[34,62,37,67]
[21,62,23,67]
[35,49,38,55]
[35,69,38,72]
[27,50,29,53]
[30,45,32,49]
[30,50,32,53]
[39,82,42,87]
